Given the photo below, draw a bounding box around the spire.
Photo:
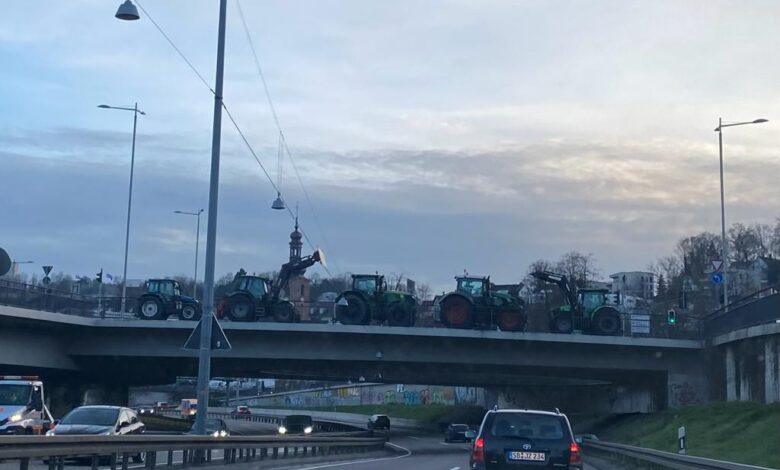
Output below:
[289,206,302,262]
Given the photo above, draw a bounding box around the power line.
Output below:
[132,0,332,275]
[235,0,341,274]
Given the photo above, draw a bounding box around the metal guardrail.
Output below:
[0,434,388,470]
[583,440,775,470]
[158,410,366,434]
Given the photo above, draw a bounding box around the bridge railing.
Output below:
[0,434,388,470]
[583,439,773,469]
[703,284,780,337]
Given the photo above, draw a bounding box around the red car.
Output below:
[231,406,251,418]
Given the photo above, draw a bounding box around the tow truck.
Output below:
[0,376,54,435]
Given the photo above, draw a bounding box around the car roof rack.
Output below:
[554,407,561,414]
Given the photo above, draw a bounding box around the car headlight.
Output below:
[212,431,219,437]
[304,426,313,434]
[8,414,22,423]
[45,430,55,436]
[219,430,227,437]
[278,426,287,434]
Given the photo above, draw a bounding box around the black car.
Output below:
[469,408,581,470]
[367,414,390,430]
[279,415,313,435]
[47,406,146,463]
[187,418,230,438]
[444,423,471,442]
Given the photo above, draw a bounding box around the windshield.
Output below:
[487,413,565,440]
[284,415,312,426]
[354,277,377,292]
[61,408,119,426]
[240,277,267,297]
[457,279,484,296]
[0,385,31,406]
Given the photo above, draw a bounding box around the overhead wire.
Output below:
[234,0,341,274]
[132,0,333,275]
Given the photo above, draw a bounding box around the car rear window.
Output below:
[485,413,565,440]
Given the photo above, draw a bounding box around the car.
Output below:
[468,408,581,470]
[367,414,390,430]
[444,423,471,442]
[187,418,230,438]
[232,405,251,417]
[46,406,146,463]
[278,415,313,435]
[136,405,155,415]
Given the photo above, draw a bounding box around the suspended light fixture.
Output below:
[271,131,286,210]
[115,0,140,20]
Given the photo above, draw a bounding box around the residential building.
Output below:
[609,271,654,299]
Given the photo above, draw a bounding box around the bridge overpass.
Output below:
[0,304,708,413]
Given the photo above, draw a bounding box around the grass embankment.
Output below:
[600,401,780,469]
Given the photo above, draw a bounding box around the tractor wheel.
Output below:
[440,296,473,329]
[592,307,621,335]
[336,293,369,325]
[226,296,255,322]
[387,302,413,327]
[550,312,573,334]
[272,302,296,323]
[496,309,526,332]
[137,297,165,320]
[178,304,200,321]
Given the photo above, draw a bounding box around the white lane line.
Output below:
[449,467,461,470]
[408,436,423,440]
[271,442,412,470]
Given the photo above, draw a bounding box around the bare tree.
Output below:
[555,251,598,286]
[415,283,432,301]
[729,223,763,264]
[524,259,555,292]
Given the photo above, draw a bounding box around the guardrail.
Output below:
[0,434,388,470]
[583,440,774,470]
[157,410,367,434]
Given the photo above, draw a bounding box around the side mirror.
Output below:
[465,430,477,439]
[575,436,582,444]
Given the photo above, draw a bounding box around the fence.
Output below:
[0,434,388,470]
[703,284,780,338]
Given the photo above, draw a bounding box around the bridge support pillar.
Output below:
[738,355,751,401]
[765,336,779,403]
[725,345,737,401]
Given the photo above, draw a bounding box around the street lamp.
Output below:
[714,117,768,307]
[174,209,205,300]
[115,0,228,436]
[99,103,145,315]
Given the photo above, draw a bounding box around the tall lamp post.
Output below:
[174,209,205,300]
[715,117,768,308]
[98,103,145,314]
[114,0,228,435]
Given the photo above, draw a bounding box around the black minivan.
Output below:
[469,408,581,470]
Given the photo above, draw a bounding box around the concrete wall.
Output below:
[714,323,780,404]
[496,383,661,414]
[239,383,488,409]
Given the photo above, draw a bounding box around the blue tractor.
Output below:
[136,279,201,321]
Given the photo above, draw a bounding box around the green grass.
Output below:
[600,401,780,468]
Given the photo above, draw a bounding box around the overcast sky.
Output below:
[3,0,780,293]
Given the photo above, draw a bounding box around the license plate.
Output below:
[507,451,545,461]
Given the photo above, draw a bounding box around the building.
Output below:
[286,218,312,319]
[727,257,780,298]
[609,271,654,299]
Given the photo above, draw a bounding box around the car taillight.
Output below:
[569,441,581,464]
[471,437,485,462]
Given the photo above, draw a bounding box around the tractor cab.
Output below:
[235,275,270,299]
[455,276,489,297]
[578,289,608,311]
[352,275,384,295]
[146,279,181,296]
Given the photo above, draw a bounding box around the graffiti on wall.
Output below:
[669,382,700,407]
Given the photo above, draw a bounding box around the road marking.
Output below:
[272,442,412,470]
[449,467,460,470]
[408,436,423,440]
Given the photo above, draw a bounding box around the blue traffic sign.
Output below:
[711,272,723,285]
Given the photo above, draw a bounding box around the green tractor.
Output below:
[218,249,324,323]
[438,276,527,331]
[136,279,201,321]
[531,271,622,335]
[334,274,417,326]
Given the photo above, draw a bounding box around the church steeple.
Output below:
[289,214,302,263]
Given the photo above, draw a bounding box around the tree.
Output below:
[524,259,555,293]
[415,283,432,301]
[676,232,720,277]
[656,273,666,298]
[729,223,763,264]
[555,251,598,287]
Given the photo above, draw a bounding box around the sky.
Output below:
[3,0,780,294]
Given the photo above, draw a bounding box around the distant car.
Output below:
[444,423,471,442]
[232,406,251,417]
[136,405,155,415]
[367,414,390,430]
[279,415,313,435]
[574,433,599,444]
[469,408,581,470]
[46,406,145,463]
[187,418,229,438]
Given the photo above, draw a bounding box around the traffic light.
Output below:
[667,309,677,325]
[96,269,103,284]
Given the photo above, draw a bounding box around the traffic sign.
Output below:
[183,316,231,351]
[42,265,53,276]
[711,272,723,285]
[42,276,50,285]
[711,260,723,272]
